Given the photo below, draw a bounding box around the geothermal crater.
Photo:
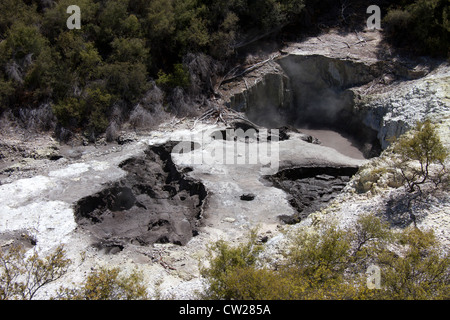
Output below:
[74,54,387,249]
[226,54,387,159]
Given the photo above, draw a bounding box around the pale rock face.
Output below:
[358,65,450,149]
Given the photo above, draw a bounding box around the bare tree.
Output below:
[0,245,71,300]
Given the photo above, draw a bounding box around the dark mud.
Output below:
[74,142,207,252]
[266,166,358,224]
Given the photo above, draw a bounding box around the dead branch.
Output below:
[216,54,280,91]
[191,104,260,129]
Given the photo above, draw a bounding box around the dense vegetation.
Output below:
[200,214,450,300]
[383,0,449,57]
[0,0,448,141]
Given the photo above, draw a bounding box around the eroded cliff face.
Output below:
[220,30,448,156]
[354,65,450,149]
[226,61,292,127]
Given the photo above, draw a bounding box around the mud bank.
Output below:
[266,166,358,224]
[74,142,207,251]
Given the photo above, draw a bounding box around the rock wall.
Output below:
[228,67,292,127]
[354,64,450,149]
[277,54,381,126]
[224,51,449,153]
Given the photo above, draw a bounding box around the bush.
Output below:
[383,9,413,46]
[200,214,449,300]
[100,62,148,103]
[1,244,149,300]
[57,267,149,300]
[378,228,450,299]
[384,0,450,57]
[85,87,112,135]
[200,230,264,300]
[52,97,87,128]
[393,120,448,192]
[52,87,112,136]
[0,245,71,300]
[156,64,190,90]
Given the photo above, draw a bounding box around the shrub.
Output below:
[383,9,413,46]
[57,267,149,300]
[52,97,87,128]
[0,245,71,300]
[1,244,150,300]
[156,64,190,90]
[200,214,449,300]
[392,120,448,192]
[100,62,148,103]
[384,0,450,57]
[378,228,450,299]
[85,87,112,135]
[200,230,264,300]
[52,87,112,136]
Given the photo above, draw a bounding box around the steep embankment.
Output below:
[218,29,447,157]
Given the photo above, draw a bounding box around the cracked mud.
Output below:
[266,166,359,224]
[74,142,207,252]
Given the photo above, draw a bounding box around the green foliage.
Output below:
[3,0,445,137]
[201,214,449,300]
[0,78,15,111]
[393,120,449,192]
[98,0,140,40]
[51,87,112,134]
[0,0,309,134]
[52,96,87,128]
[146,0,176,40]
[0,244,149,300]
[0,0,40,36]
[57,267,149,300]
[0,245,71,300]
[100,61,148,102]
[2,23,46,61]
[56,32,102,83]
[286,223,351,284]
[384,0,450,57]
[156,64,190,89]
[379,228,450,299]
[110,37,149,64]
[85,87,112,134]
[200,230,264,299]
[42,0,100,42]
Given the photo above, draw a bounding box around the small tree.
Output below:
[57,267,149,300]
[393,119,448,193]
[200,214,449,300]
[0,245,71,300]
[200,230,263,300]
[378,228,450,299]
